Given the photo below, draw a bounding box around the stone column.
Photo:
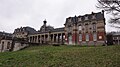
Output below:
[48,34,50,44]
[33,36,34,43]
[36,36,38,43]
[40,35,42,44]
[53,34,54,43]
[57,34,58,43]
[44,35,45,43]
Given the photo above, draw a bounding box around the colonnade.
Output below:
[28,32,65,44]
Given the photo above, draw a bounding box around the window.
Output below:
[86,34,89,41]
[1,42,4,50]
[85,16,88,20]
[7,42,10,49]
[78,17,82,21]
[93,23,96,31]
[99,36,102,39]
[68,19,71,22]
[2,42,4,45]
[92,15,96,19]
[79,25,82,31]
[85,24,88,32]
[93,33,97,41]
[79,34,82,41]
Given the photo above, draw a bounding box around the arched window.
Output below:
[7,42,10,49]
[1,42,4,50]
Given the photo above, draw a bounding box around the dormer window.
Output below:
[68,19,71,22]
[92,15,96,19]
[78,17,82,21]
[85,16,88,20]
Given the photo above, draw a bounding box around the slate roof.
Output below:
[65,11,105,25]
[29,27,64,35]
[0,31,12,37]
[111,32,120,36]
[51,27,64,32]
[14,26,37,35]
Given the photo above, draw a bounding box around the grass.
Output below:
[0,45,120,67]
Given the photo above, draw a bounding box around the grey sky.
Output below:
[0,0,117,33]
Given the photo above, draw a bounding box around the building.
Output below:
[64,11,106,45]
[28,20,65,45]
[0,36,13,52]
[27,11,106,45]
[107,32,120,45]
[0,11,107,52]
[0,36,29,52]
[0,31,12,42]
[13,27,37,41]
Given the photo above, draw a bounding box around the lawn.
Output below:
[0,45,120,67]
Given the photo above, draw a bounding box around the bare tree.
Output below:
[97,0,120,28]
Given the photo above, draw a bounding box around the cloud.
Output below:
[0,0,114,33]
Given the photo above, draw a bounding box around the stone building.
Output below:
[0,36,29,52]
[13,27,37,41]
[28,20,65,44]
[0,36,13,52]
[12,11,106,45]
[28,11,106,45]
[0,31,12,42]
[107,32,120,45]
[64,11,106,45]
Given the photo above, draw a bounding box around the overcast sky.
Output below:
[0,0,118,33]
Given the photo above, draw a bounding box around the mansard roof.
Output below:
[65,11,105,25]
[14,26,37,34]
[29,27,64,35]
[39,25,54,32]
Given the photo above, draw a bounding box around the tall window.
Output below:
[7,42,10,49]
[93,23,96,31]
[78,17,82,21]
[93,33,97,41]
[79,25,82,31]
[1,42,4,50]
[85,16,88,20]
[79,34,82,41]
[86,34,89,41]
[85,24,88,32]
[92,15,96,19]
[68,19,71,22]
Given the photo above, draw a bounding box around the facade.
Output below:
[108,32,120,45]
[64,11,106,45]
[10,11,106,46]
[27,11,106,45]
[0,36,29,52]
[0,31,12,43]
[0,37,13,52]
[13,27,37,41]
[28,20,65,44]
